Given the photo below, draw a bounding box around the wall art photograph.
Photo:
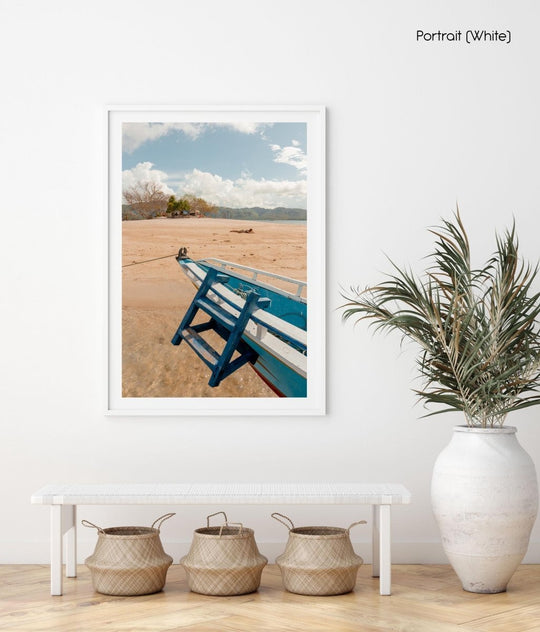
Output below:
[107,107,325,415]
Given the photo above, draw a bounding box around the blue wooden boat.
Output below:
[171,248,307,397]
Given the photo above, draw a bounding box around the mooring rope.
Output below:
[122,253,178,268]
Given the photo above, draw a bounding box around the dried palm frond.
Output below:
[341,212,540,427]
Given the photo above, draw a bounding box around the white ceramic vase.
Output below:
[431,425,538,593]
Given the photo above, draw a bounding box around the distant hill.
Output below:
[215,207,307,221]
[122,204,307,221]
[122,204,165,221]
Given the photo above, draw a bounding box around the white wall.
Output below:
[2,0,540,564]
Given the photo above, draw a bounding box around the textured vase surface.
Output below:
[431,426,538,593]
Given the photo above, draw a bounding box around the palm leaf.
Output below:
[341,211,540,427]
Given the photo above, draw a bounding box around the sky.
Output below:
[122,122,307,209]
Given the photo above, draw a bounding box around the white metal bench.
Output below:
[31,483,411,596]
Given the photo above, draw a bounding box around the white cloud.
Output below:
[122,162,175,196]
[291,139,300,146]
[270,143,307,173]
[122,122,268,153]
[178,168,306,209]
[215,122,265,135]
[122,123,204,153]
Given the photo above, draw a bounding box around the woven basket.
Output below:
[83,513,174,596]
[272,513,365,596]
[181,511,267,596]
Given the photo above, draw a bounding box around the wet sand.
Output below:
[122,217,307,398]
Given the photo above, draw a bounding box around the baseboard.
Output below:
[4,540,540,565]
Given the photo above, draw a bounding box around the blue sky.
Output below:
[122,122,307,209]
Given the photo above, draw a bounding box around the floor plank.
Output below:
[1,565,539,631]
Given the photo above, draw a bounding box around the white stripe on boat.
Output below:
[184,261,307,378]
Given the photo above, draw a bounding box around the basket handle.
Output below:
[271,512,295,531]
[347,520,367,533]
[206,511,228,527]
[219,522,244,537]
[151,513,176,531]
[81,519,104,533]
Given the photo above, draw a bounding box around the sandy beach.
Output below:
[122,217,307,398]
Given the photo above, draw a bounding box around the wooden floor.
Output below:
[2,564,540,631]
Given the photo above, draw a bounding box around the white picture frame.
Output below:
[106,105,325,415]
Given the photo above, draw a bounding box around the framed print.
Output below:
[106,105,325,415]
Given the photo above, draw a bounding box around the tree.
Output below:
[166,195,190,216]
[123,181,169,217]
[182,194,218,217]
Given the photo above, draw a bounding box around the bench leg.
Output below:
[372,504,392,595]
[372,504,380,577]
[51,506,63,596]
[50,505,77,596]
[65,505,77,578]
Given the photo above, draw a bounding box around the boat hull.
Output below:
[248,338,307,398]
[176,257,307,398]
